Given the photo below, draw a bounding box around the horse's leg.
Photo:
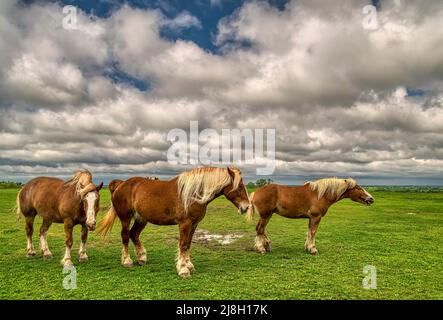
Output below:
[78,224,88,262]
[185,222,199,272]
[25,215,36,257]
[61,220,74,267]
[39,219,53,259]
[129,220,147,266]
[176,220,193,278]
[305,216,321,255]
[255,213,272,254]
[120,217,133,267]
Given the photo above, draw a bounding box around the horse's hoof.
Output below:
[255,247,267,254]
[178,268,191,278]
[122,260,133,268]
[79,256,89,262]
[136,260,147,266]
[43,252,53,260]
[309,248,319,256]
[136,253,147,266]
[26,251,36,258]
[61,260,74,268]
[186,262,195,273]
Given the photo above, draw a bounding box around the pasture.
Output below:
[0,188,441,299]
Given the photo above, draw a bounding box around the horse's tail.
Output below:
[246,192,255,223]
[96,203,117,236]
[97,180,124,236]
[15,188,23,221]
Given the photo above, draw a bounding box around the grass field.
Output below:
[0,188,442,299]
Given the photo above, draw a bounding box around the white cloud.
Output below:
[163,10,202,30]
[3,54,86,107]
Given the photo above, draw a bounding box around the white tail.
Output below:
[246,192,255,223]
[96,204,117,236]
[15,188,23,221]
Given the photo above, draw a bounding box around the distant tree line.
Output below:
[247,178,273,189]
[0,181,24,189]
[367,186,443,193]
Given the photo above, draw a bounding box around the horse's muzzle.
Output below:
[238,204,250,214]
[87,222,96,231]
[365,197,374,205]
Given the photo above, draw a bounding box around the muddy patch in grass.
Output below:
[168,229,249,248]
[192,229,244,245]
[170,229,245,246]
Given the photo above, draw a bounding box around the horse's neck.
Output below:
[65,184,80,199]
[173,174,230,208]
[61,184,83,210]
[193,185,228,208]
[208,189,226,204]
[322,193,344,207]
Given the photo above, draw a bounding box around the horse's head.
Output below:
[223,167,250,214]
[345,180,374,205]
[80,182,103,230]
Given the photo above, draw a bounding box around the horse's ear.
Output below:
[97,182,104,191]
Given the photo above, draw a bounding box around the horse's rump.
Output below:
[246,184,279,221]
[109,179,124,195]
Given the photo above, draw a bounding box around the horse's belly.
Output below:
[135,206,178,225]
[277,211,309,218]
[147,219,176,226]
[52,216,65,223]
[275,205,309,218]
[34,205,64,222]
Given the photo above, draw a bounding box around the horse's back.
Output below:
[253,184,313,218]
[133,179,177,213]
[112,177,178,224]
[112,177,175,207]
[275,184,314,218]
[20,177,65,216]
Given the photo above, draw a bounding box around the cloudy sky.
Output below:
[0,0,442,185]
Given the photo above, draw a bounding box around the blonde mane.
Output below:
[306,177,356,200]
[66,170,93,195]
[177,167,241,211]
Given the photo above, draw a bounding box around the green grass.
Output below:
[0,188,442,299]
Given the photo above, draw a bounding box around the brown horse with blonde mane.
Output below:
[16,170,103,267]
[97,167,250,278]
[247,177,374,255]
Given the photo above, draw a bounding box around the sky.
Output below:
[0,0,443,185]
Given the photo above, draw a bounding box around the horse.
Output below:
[97,167,250,278]
[246,177,374,255]
[16,170,103,267]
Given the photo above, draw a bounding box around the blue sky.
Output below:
[60,0,235,52]
[60,0,287,51]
